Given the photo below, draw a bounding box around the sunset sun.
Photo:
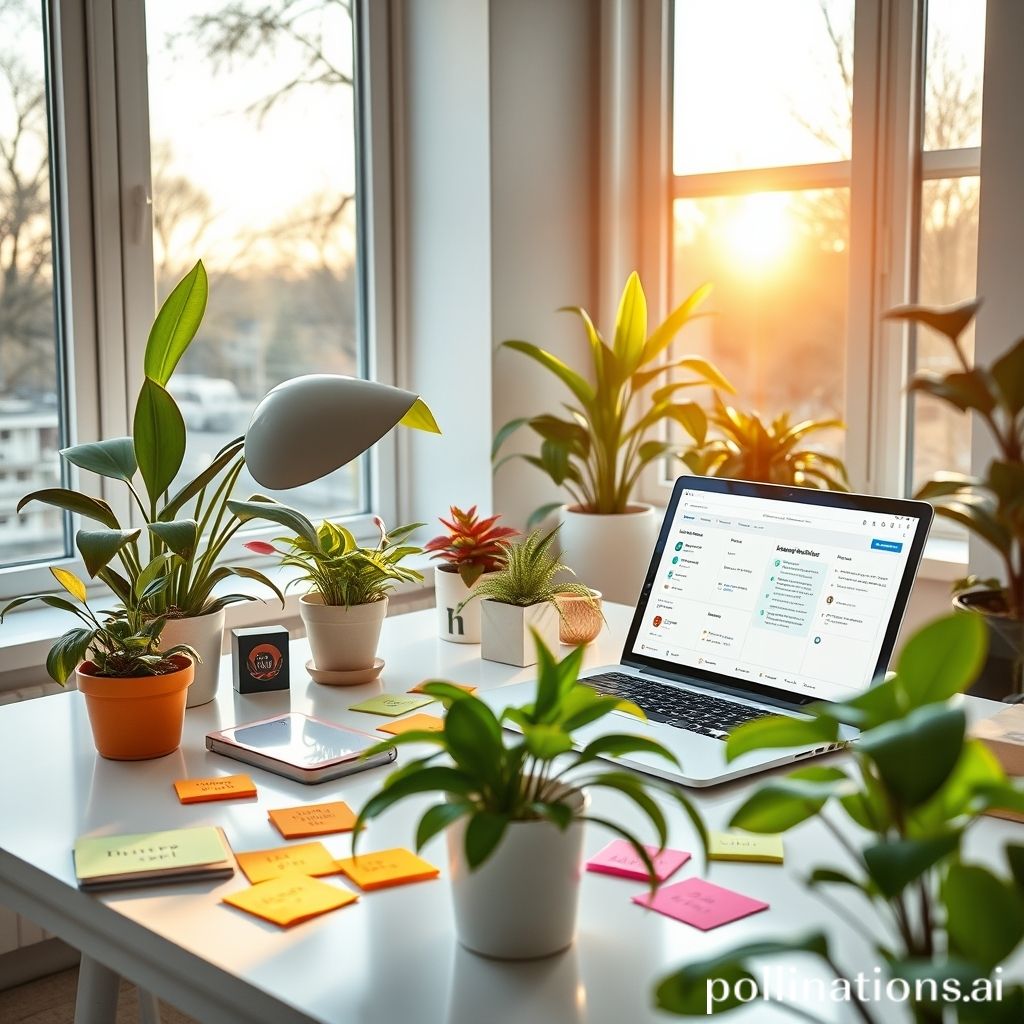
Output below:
[723,191,793,272]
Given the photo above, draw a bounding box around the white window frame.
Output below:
[0,0,398,603]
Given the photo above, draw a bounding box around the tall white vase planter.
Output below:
[434,567,495,644]
[160,609,226,708]
[558,504,658,606]
[480,600,559,667]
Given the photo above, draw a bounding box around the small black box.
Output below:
[232,626,290,693]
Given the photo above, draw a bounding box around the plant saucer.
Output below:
[306,658,385,687]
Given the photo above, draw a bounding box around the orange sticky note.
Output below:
[409,681,477,696]
[223,875,357,927]
[268,802,358,839]
[377,713,445,736]
[334,847,439,890]
[235,841,339,884]
[173,774,257,804]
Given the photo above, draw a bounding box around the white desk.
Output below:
[0,605,1019,1024]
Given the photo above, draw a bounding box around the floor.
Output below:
[0,968,198,1024]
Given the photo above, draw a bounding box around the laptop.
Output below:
[480,476,933,787]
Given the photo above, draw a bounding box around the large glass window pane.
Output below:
[671,189,849,454]
[146,0,365,519]
[923,0,985,151]
[0,1,66,566]
[673,0,854,175]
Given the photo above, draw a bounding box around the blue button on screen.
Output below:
[871,538,903,553]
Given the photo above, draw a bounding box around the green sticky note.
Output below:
[707,830,784,864]
[74,826,227,880]
[349,693,433,717]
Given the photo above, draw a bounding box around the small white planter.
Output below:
[299,593,388,672]
[559,504,658,606]
[434,567,496,644]
[447,786,588,959]
[480,600,560,667]
[159,608,226,708]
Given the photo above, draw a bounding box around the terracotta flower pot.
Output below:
[75,655,193,761]
[299,592,388,671]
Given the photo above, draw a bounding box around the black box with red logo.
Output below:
[231,626,290,693]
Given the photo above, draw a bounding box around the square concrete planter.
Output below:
[480,600,560,667]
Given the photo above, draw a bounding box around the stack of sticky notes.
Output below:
[707,830,785,864]
[268,801,358,839]
[173,774,257,804]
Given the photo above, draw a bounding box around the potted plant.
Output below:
[885,300,1024,699]
[459,528,594,667]
[424,505,517,644]
[682,394,849,489]
[1,563,198,760]
[654,613,1024,1022]
[234,501,423,683]
[493,271,731,604]
[16,262,284,707]
[354,636,705,960]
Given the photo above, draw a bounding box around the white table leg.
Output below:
[138,987,162,1024]
[74,954,120,1024]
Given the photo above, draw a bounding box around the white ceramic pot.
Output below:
[480,600,560,667]
[159,609,226,708]
[299,593,388,671]
[434,567,496,644]
[447,786,588,959]
[558,504,658,606]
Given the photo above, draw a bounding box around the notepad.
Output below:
[73,827,235,891]
[377,713,445,736]
[348,694,433,717]
[409,681,478,696]
[586,839,690,882]
[268,802,358,839]
[334,848,439,890]
[223,875,358,927]
[633,877,769,930]
[235,841,339,885]
[707,831,785,864]
[173,774,257,804]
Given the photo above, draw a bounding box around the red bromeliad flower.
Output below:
[244,540,278,556]
[424,505,518,587]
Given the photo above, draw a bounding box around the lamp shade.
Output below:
[244,375,420,489]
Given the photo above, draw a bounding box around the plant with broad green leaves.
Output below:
[682,394,849,490]
[655,613,1024,1023]
[237,502,424,607]
[354,634,706,876]
[456,528,593,612]
[494,271,732,525]
[0,566,197,683]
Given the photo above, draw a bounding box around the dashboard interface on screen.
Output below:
[631,487,921,702]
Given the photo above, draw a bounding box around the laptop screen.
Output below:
[623,478,933,705]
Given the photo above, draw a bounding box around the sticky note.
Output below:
[708,831,785,864]
[173,774,257,804]
[409,681,478,696]
[268,802,358,839]
[348,693,433,717]
[586,839,690,882]
[223,875,357,927]
[377,713,445,736]
[235,841,339,885]
[74,827,228,881]
[334,847,439,890]
[633,878,769,930]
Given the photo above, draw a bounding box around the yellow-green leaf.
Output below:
[50,567,87,603]
[399,396,441,434]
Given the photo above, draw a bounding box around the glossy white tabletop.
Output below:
[0,605,1018,1024]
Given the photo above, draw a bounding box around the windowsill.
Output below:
[919,535,968,583]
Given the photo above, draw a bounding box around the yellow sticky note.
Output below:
[173,774,257,804]
[707,831,784,864]
[334,847,439,890]
[268,802,358,840]
[235,841,339,884]
[409,680,478,696]
[377,713,445,736]
[223,875,358,927]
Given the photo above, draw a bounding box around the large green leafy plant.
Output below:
[354,635,706,876]
[494,272,732,525]
[886,300,1024,693]
[16,262,283,618]
[655,613,1024,1023]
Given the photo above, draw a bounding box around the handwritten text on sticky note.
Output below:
[173,774,257,804]
[633,877,768,930]
[223,875,357,927]
[586,839,690,882]
[235,842,338,885]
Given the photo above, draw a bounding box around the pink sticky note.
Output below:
[632,877,768,931]
[586,839,690,883]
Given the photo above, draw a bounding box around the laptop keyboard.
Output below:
[583,671,767,741]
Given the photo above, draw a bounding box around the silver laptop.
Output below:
[480,476,933,787]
